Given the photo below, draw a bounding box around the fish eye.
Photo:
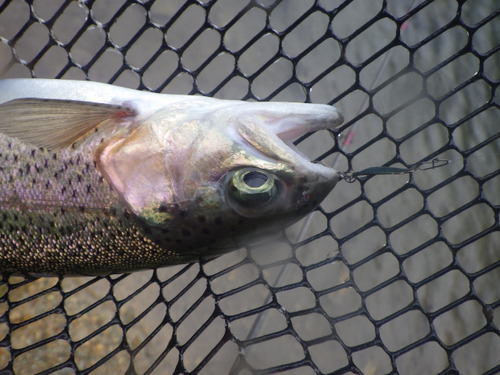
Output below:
[228,168,278,207]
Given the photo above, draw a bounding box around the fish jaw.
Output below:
[224,100,343,180]
[231,101,344,141]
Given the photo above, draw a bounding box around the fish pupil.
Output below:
[243,171,268,188]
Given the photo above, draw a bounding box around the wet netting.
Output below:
[0,0,499,374]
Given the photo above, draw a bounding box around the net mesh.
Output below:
[0,0,499,374]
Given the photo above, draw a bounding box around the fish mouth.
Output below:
[245,102,344,177]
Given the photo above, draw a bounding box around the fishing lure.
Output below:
[0,79,343,275]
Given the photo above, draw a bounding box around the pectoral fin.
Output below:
[0,98,137,150]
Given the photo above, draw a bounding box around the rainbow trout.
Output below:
[0,79,343,275]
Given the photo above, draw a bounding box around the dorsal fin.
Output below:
[0,98,137,150]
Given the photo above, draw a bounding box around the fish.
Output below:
[0,79,343,275]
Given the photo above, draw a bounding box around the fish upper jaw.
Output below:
[216,100,343,139]
[256,102,344,142]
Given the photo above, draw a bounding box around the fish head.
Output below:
[97,99,343,256]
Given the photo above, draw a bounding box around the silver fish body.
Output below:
[0,79,343,275]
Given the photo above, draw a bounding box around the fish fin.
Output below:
[0,98,137,150]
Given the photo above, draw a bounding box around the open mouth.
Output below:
[260,102,344,175]
[220,99,344,178]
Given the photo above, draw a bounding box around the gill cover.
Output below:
[97,124,175,225]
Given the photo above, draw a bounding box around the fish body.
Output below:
[0,79,343,275]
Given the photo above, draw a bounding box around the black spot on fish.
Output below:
[198,215,207,223]
[158,204,168,213]
[214,217,223,225]
[182,228,192,237]
[202,228,210,235]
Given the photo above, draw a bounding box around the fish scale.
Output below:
[0,135,185,275]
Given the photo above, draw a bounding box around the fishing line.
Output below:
[339,158,451,182]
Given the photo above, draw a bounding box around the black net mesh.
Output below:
[0,0,499,374]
